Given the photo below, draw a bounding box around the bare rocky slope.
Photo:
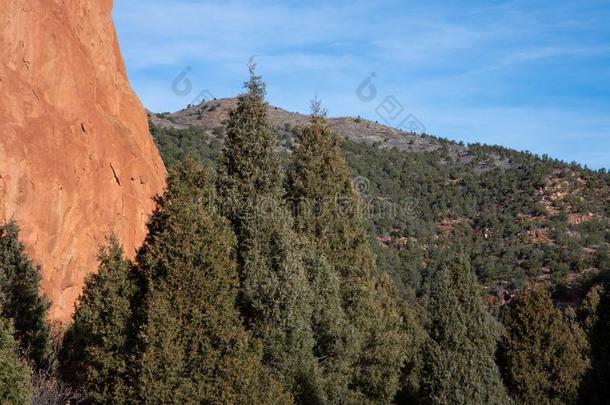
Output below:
[148,98,514,172]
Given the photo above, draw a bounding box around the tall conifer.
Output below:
[0,221,50,370]
[286,104,409,402]
[285,103,376,299]
[216,64,321,401]
[135,160,290,404]
[499,283,588,404]
[60,238,138,403]
[422,255,509,404]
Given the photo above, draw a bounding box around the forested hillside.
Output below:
[150,101,610,305]
[2,68,609,404]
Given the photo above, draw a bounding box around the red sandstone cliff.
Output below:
[0,0,166,322]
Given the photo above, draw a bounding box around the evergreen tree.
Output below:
[136,160,290,404]
[422,255,509,405]
[60,238,138,403]
[499,283,589,404]
[578,284,604,336]
[286,104,409,402]
[285,103,376,305]
[300,243,352,403]
[0,221,50,370]
[395,299,428,404]
[217,64,321,401]
[581,284,610,404]
[216,61,282,229]
[352,272,411,403]
[0,314,31,404]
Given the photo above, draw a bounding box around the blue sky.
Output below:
[113,0,610,169]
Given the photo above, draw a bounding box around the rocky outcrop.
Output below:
[0,0,166,322]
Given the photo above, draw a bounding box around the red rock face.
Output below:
[0,0,166,322]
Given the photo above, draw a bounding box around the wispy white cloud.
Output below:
[113,0,610,169]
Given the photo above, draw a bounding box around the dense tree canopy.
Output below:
[499,283,589,404]
[0,315,31,404]
[216,66,322,401]
[60,239,138,403]
[286,107,410,403]
[581,284,610,404]
[135,160,289,404]
[0,221,50,370]
[422,254,509,404]
[38,70,610,403]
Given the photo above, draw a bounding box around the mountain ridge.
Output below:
[148,98,610,306]
[147,98,517,171]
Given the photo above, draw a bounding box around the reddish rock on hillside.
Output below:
[0,0,166,322]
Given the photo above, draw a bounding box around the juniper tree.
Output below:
[0,221,50,370]
[300,242,351,402]
[216,65,321,401]
[285,103,377,303]
[135,159,290,404]
[0,314,31,404]
[422,255,509,405]
[499,283,589,404]
[580,284,610,404]
[216,61,282,230]
[578,284,604,336]
[285,105,409,402]
[395,299,428,404]
[351,272,412,403]
[59,238,138,403]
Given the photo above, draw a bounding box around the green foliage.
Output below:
[300,245,351,402]
[60,238,138,403]
[499,283,589,404]
[236,206,321,402]
[217,65,282,213]
[395,298,428,403]
[286,112,376,292]
[135,160,289,404]
[150,105,610,297]
[0,315,31,404]
[61,161,290,404]
[352,272,412,403]
[286,109,366,400]
[422,255,509,404]
[217,67,320,401]
[121,74,610,403]
[286,109,410,403]
[341,140,610,294]
[581,284,610,404]
[150,122,222,169]
[0,221,50,370]
[578,284,604,336]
